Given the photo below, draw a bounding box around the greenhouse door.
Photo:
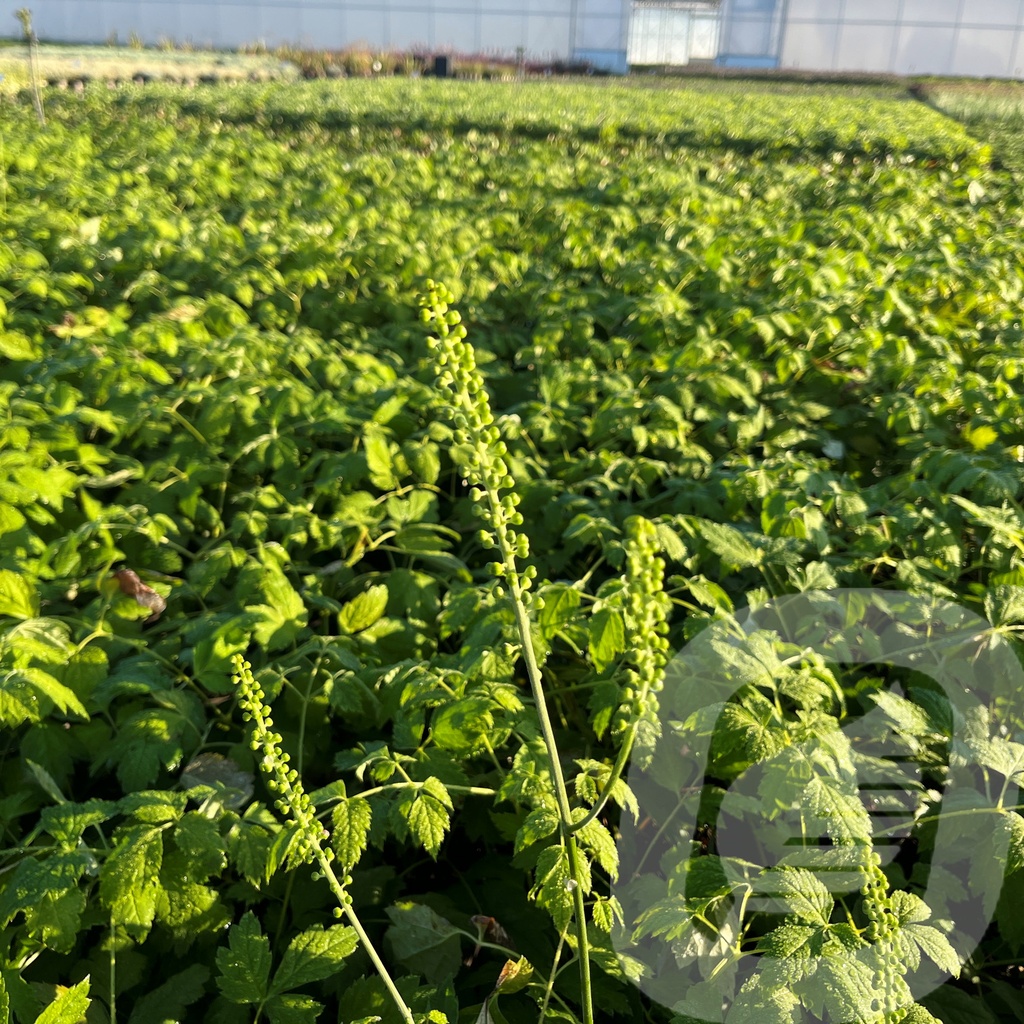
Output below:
[628,4,722,67]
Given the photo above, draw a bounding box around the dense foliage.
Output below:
[1,79,1023,1024]
[923,82,1024,177]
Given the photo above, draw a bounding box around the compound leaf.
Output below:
[269,925,358,996]
[216,912,271,1005]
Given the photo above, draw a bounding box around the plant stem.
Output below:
[538,927,568,1024]
[109,913,116,1024]
[492,494,594,1024]
[316,850,415,1024]
[566,722,636,835]
[338,781,497,803]
[16,9,45,126]
[233,655,415,1024]
[423,282,595,1024]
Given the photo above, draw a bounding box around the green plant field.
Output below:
[1,80,1023,1024]
[921,81,1024,176]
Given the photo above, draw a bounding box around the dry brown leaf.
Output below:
[113,569,167,623]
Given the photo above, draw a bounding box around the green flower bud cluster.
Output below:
[232,654,332,868]
[858,847,909,1024]
[621,517,671,714]
[420,280,535,604]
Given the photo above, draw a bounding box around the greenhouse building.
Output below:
[9,0,1024,78]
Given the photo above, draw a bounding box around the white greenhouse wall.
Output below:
[1,0,632,70]
[780,0,1024,78]
[718,0,785,66]
[6,0,1024,77]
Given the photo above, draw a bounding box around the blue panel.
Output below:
[716,54,780,68]
[573,47,628,73]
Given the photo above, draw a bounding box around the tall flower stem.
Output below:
[232,655,415,1024]
[420,281,594,1024]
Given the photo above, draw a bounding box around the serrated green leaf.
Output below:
[0,852,88,930]
[397,778,452,858]
[99,826,164,940]
[803,773,873,844]
[172,812,227,879]
[430,694,496,753]
[331,794,373,872]
[33,978,90,1024]
[573,759,639,822]
[591,896,623,933]
[265,994,322,1024]
[157,877,228,938]
[901,1005,942,1024]
[384,902,462,984]
[728,977,801,1024]
[655,522,687,561]
[363,425,398,490]
[800,950,878,1021]
[870,689,935,736]
[686,576,734,613]
[984,585,1024,627]
[266,823,308,876]
[588,608,624,672]
[904,923,961,978]
[498,740,557,811]
[515,808,559,854]
[248,567,308,652]
[25,760,67,804]
[575,818,618,881]
[0,570,37,620]
[227,810,277,887]
[888,889,931,926]
[216,912,272,1005]
[757,922,820,960]
[696,521,764,568]
[27,672,89,720]
[269,925,358,996]
[407,444,440,485]
[716,702,786,763]
[762,867,833,926]
[339,585,389,634]
[530,845,590,932]
[633,894,696,942]
[538,584,580,642]
[1003,810,1024,874]
[952,496,1024,550]
[0,670,80,729]
[971,735,1024,781]
[105,702,203,791]
[119,791,188,825]
[24,887,86,954]
[0,331,37,361]
[392,522,459,556]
